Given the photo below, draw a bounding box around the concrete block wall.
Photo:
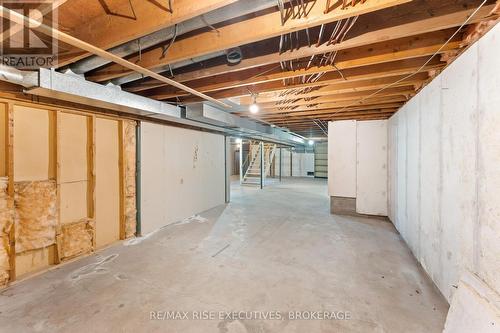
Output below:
[388,23,500,330]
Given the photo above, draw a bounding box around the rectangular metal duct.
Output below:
[186,103,305,145]
[28,68,181,118]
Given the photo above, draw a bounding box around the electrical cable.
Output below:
[331,0,489,115]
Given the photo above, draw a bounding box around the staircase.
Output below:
[242,142,277,186]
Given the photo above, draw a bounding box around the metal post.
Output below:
[224,136,230,203]
[239,140,243,184]
[135,122,142,237]
[290,148,293,177]
[279,147,282,182]
[260,141,264,189]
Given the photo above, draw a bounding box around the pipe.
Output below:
[0,65,38,88]
[260,141,264,189]
[113,51,225,87]
[70,0,281,75]
[135,122,142,237]
[0,6,231,109]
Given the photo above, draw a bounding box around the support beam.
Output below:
[144,31,452,100]
[123,2,496,91]
[178,72,429,103]
[56,0,239,67]
[86,0,412,82]
[0,6,230,109]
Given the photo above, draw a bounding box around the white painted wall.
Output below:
[328,119,388,216]
[328,120,356,197]
[275,149,314,177]
[388,24,500,326]
[356,120,388,216]
[140,122,225,234]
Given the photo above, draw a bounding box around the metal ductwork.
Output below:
[112,51,225,86]
[185,103,305,146]
[0,64,38,88]
[0,66,304,146]
[70,0,280,76]
[226,47,243,65]
[28,68,181,118]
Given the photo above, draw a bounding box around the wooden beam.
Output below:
[0,0,68,42]
[0,6,230,109]
[124,2,496,91]
[86,0,412,82]
[179,72,428,103]
[255,103,404,119]
[253,87,414,109]
[254,96,408,114]
[144,32,450,100]
[56,0,238,67]
[261,109,399,123]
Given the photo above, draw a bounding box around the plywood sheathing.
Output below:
[122,120,136,239]
[57,219,95,261]
[0,177,12,285]
[14,180,57,253]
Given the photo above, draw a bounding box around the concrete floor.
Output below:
[0,178,448,332]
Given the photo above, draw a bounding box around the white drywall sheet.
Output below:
[328,120,356,197]
[141,122,225,234]
[356,120,388,216]
[387,23,500,328]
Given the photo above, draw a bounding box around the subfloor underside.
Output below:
[0,178,448,332]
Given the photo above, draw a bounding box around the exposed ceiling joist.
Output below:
[56,0,239,67]
[123,2,496,93]
[86,0,412,82]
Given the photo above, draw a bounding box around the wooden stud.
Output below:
[6,103,14,281]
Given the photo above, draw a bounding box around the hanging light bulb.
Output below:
[308,139,315,146]
[249,94,259,113]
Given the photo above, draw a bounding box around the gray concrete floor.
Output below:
[0,178,448,332]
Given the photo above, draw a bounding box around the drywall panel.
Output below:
[15,245,55,278]
[0,104,6,177]
[291,152,314,177]
[140,122,166,233]
[274,148,292,177]
[58,112,88,183]
[13,106,55,181]
[141,122,225,235]
[95,118,120,248]
[59,181,88,224]
[328,120,356,197]
[356,120,388,216]
[477,26,500,293]
[418,77,443,287]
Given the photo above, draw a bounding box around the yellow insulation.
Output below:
[124,121,136,238]
[58,219,94,260]
[14,180,57,253]
[0,177,12,285]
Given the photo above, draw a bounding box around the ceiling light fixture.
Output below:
[249,94,259,113]
[308,140,315,146]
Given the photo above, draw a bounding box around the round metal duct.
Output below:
[226,47,243,65]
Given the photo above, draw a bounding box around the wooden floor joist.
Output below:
[85,0,412,82]
[124,2,496,95]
